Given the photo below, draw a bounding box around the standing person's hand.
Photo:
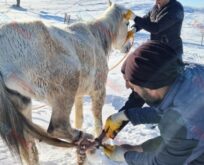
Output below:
[104,111,129,139]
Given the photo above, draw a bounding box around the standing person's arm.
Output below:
[134,5,184,34]
[132,11,151,32]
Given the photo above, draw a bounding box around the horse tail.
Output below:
[0,73,76,163]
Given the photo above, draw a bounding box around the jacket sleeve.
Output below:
[124,110,199,165]
[119,91,145,111]
[118,91,145,130]
[133,11,151,32]
[124,107,161,125]
[134,5,184,34]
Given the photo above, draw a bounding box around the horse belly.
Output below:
[77,74,95,95]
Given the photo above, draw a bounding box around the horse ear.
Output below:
[108,0,112,7]
[123,9,136,20]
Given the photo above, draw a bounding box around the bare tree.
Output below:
[16,0,20,7]
[201,26,204,46]
[198,25,204,46]
[192,21,204,46]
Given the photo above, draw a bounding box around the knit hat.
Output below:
[121,41,183,89]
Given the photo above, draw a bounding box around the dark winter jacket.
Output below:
[134,0,184,58]
[118,91,145,131]
[119,91,145,111]
[124,63,204,165]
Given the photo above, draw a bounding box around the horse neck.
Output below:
[89,18,119,55]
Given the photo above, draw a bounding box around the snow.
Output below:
[0,0,204,164]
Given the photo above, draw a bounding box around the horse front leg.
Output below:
[91,87,106,136]
[75,96,83,130]
[75,88,106,165]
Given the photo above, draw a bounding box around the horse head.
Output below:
[106,2,136,53]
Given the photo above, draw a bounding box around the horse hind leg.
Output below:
[47,92,80,141]
[46,67,94,144]
[7,89,39,165]
[75,96,83,130]
[47,87,93,143]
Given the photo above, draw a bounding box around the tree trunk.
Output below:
[17,0,20,7]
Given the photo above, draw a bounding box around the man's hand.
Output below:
[103,144,127,162]
[104,111,128,139]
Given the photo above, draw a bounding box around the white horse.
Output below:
[0,2,135,165]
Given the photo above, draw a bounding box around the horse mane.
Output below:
[88,4,125,55]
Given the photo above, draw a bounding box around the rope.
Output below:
[108,52,129,71]
[32,105,47,110]
[109,33,135,71]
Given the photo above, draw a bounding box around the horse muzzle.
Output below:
[120,27,136,53]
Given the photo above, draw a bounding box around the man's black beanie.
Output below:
[121,41,184,89]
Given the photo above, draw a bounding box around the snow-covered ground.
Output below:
[0,0,204,164]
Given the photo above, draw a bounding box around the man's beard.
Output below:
[141,89,162,105]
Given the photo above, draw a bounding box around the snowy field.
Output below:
[0,0,204,164]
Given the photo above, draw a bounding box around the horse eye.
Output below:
[126,22,129,26]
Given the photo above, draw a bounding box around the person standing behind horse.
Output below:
[132,0,184,60]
